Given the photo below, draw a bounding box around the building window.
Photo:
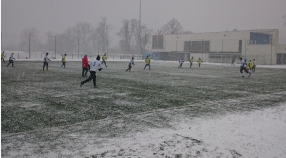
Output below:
[152,35,164,49]
[184,41,210,52]
[250,32,271,44]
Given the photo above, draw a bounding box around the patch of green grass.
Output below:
[2,61,286,134]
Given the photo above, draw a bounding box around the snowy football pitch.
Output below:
[1,61,286,157]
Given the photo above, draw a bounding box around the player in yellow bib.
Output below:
[101,53,108,67]
[249,60,253,72]
[197,57,202,67]
[189,56,193,68]
[143,55,151,70]
[61,54,67,68]
[1,51,5,64]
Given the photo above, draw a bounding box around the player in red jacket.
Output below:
[82,54,89,77]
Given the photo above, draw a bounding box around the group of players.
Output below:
[1,51,257,88]
[178,57,203,68]
[239,58,256,77]
[2,51,16,67]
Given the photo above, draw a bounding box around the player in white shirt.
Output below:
[239,57,251,77]
[6,52,15,67]
[178,58,184,68]
[80,55,103,88]
[43,52,51,71]
[126,56,135,72]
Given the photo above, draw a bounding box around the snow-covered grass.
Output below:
[1,60,286,157]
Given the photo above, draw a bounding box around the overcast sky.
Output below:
[1,0,286,46]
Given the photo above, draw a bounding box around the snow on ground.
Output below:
[1,60,286,157]
[2,104,285,158]
[80,104,286,158]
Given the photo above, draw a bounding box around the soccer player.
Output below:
[249,60,253,72]
[197,57,202,67]
[239,57,251,77]
[178,58,184,68]
[101,53,108,67]
[189,56,194,68]
[82,54,89,77]
[143,55,151,70]
[252,59,256,72]
[80,55,103,88]
[126,56,135,72]
[43,52,51,71]
[1,51,5,64]
[245,59,250,71]
[61,54,67,68]
[6,52,15,67]
[231,58,235,66]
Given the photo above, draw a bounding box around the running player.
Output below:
[143,55,151,70]
[80,55,103,88]
[101,53,108,67]
[239,57,251,77]
[189,56,193,68]
[61,54,67,68]
[197,57,202,67]
[43,52,51,71]
[6,52,15,67]
[178,58,184,68]
[126,56,135,72]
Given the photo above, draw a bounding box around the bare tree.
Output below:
[117,19,135,54]
[161,18,183,34]
[132,19,152,53]
[56,27,78,54]
[45,31,55,51]
[182,30,192,34]
[74,22,93,54]
[156,29,164,35]
[18,28,39,51]
[95,17,112,54]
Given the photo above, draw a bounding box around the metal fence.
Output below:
[1,32,286,64]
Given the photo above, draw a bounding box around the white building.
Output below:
[152,29,286,65]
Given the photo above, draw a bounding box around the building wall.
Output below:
[152,29,280,64]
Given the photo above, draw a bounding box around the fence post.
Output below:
[72,54,73,59]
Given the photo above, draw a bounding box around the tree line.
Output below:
[14,18,191,55]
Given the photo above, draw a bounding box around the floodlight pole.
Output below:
[139,0,141,54]
[55,36,57,59]
[245,38,246,59]
[107,40,108,56]
[29,34,31,59]
[78,38,80,59]
[271,37,273,65]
